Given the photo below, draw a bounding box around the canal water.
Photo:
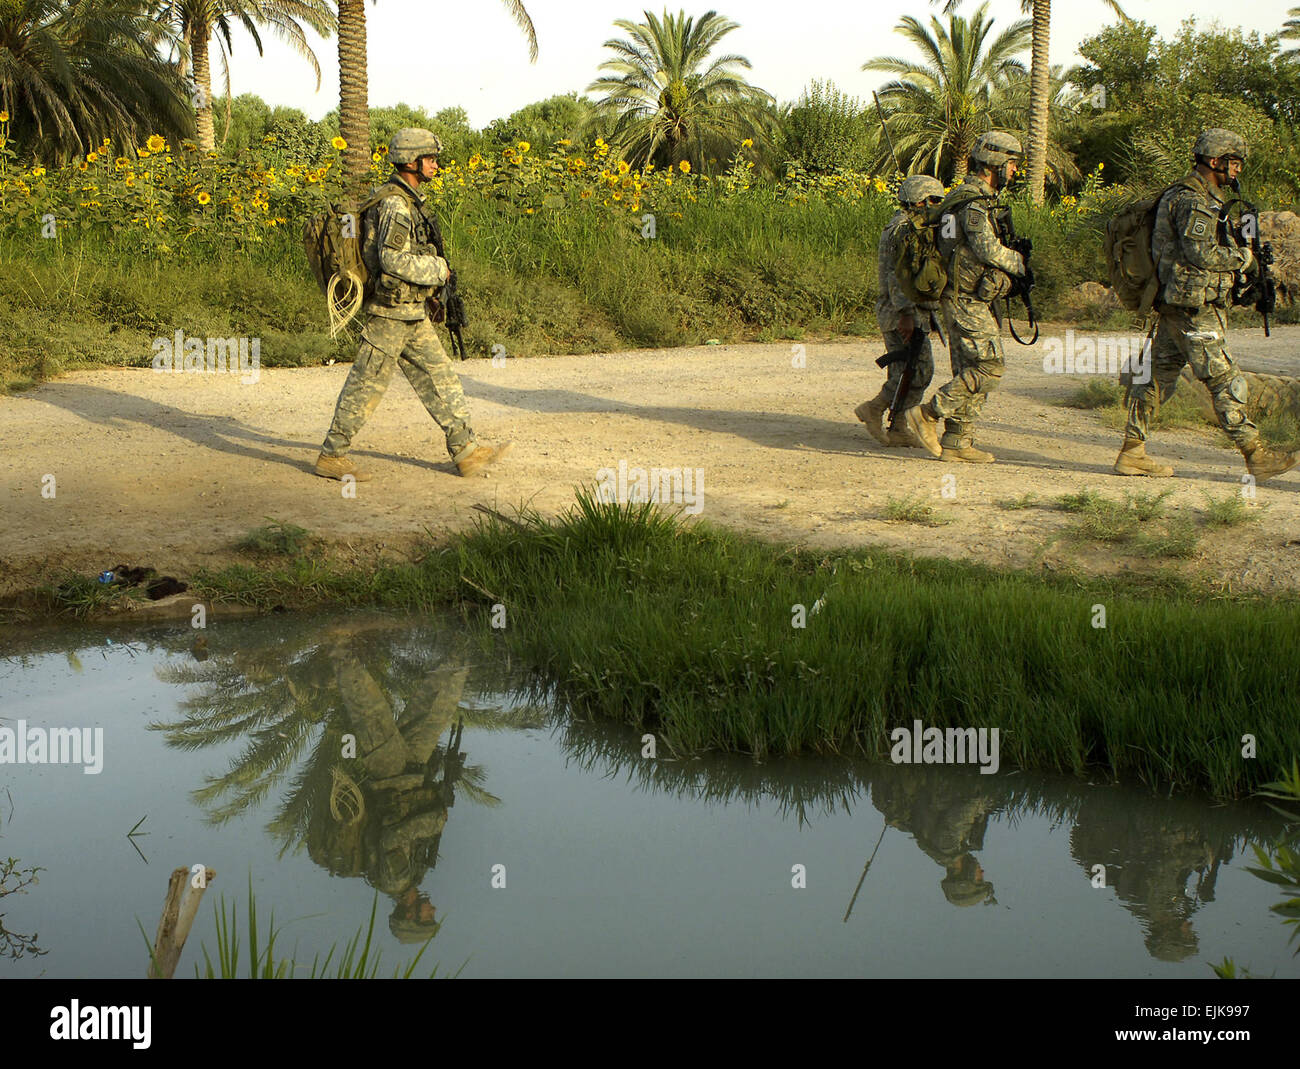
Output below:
[0,611,1294,978]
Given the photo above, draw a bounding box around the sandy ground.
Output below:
[3,322,1300,601]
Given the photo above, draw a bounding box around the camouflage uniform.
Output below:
[320,172,477,464]
[1123,169,1256,449]
[927,174,1024,450]
[876,209,936,410]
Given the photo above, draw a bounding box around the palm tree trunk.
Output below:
[191,20,215,152]
[338,0,371,196]
[951,134,972,184]
[1026,0,1051,204]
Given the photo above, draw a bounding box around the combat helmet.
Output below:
[970,131,1023,168]
[1193,128,1248,162]
[899,174,945,206]
[389,127,443,165]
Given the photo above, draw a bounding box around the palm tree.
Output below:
[1283,7,1300,61]
[1020,0,1129,204]
[0,0,194,162]
[864,3,1030,184]
[149,0,336,152]
[586,8,773,172]
[926,0,1127,202]
[336,0,538,192]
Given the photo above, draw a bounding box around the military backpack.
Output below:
[303,184,419,336]
[1103,180,1195,314]
[894,204,948,304]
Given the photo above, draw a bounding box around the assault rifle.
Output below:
[420,208,469,359]
[1221,197,1276,337]
[991,205,1038,345]
[876,311,944,429]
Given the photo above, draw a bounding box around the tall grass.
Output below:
[194,494,1300,798]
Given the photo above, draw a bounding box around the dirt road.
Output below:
[3,324,1299,598]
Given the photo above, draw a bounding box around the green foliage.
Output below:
[187,493,1300,797]
[997,492,1040,510]
[1058,487,1199,558]
[864,2,1032,182]
[237,519,316,557]
[1201,492,1262,528]
[883,494,953,526]
[587,9,774,172]
[1068,18,1300,203]
[186,882,445,978]
[1220,761,1300,972]
[0,0,195,165]
[778,80,874,174]
[485,93,606,150]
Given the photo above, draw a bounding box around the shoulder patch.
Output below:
[1184,206,1218,241]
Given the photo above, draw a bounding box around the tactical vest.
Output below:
[363,179,440,311]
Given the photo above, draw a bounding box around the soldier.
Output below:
[315,127,512,481]
[902,131,1027,463]
[1114,128,1296,481]
[856,174,946,446]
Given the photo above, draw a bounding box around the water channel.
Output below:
[0,611,1294,978]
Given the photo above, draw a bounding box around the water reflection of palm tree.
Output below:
[152,617,539,940]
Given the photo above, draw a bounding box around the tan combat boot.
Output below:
[1113,438,1173,477]
[315,453,372,481]
[886,427,916,448]
[942,445,995,463]
[902,404,943,458]
[854,395,891,446]
[1243,443,1298,483]
[457,440,514,477]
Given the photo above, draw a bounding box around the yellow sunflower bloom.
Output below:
[517,141,530,152]
[0,111,8,123]
[741,138,753,149]
[617,160,630,174]
[332,136,347,150]
[146,135,166,153]
[196,191,211,205]
[679,160,690,173]
[31,166,46,178]
[87,152,98,163]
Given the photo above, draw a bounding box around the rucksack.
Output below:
[894,205,947,304]
[1103,180,1193,314]
[303,184,416,336]
[894,193,995,304]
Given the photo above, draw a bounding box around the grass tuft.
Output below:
[882,494,952,526]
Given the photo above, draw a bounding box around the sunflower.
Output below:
[0,111,8,123]
[86,152,98,163]
[679,160,690,173]
[196,191,211,205]
[517,140,530,152]
[332,136,347,150]
[617,160,630,175]
[146,135,166,153]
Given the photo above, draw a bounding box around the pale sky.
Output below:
[221,0,1296,127]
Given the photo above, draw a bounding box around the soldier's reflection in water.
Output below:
[1070,788,1234,963]
[306,639,472,943]
[154,620,516,945]
[869,764,999,907]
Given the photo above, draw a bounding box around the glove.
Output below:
[1238,245,1255,275]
